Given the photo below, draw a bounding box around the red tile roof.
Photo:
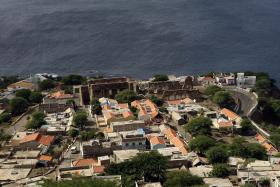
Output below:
[20,133,41,144]
[39,155,53,162]
[20,133,55,146]
[38,135,55,146]
[220,108,240,120]
[93,166,105,174]
[73,159,97,167]
[255,134,266,144]
[150,136,165,145]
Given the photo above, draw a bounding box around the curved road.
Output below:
[225,86,270,137]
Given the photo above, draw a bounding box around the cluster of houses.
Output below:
[0,72,277,187]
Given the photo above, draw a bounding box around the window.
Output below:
[139,142,142,145]
[125,143,129,147]
[132,142,135,146]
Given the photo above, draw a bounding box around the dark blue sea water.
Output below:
[0,0,280,81]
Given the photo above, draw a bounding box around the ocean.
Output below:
[0,0,280,81]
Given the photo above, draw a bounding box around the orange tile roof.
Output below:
[255,134,267,143]
[48,90,73,99]
[20,133,41,144]
[150,136,165,145]
[39,155,53,162]
[93,166,105,173]
[131,99,159,119]
[220,108,240,120]
[170,137,185,148]
[118,103,129,109]
[164,128,177,139]
[38,135,55,146]
[262,142,277,153]
[218,121,233,128]
[73,159,96,167]
[104,127,113,133]
[122,111,133,118]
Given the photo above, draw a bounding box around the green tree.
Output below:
[0,113,12,123]
[206,146,229,164]
[39,79,56,91]
[211,164,230,178]
[80,130,96,141]
[29,92,43,103]
[15,89,31,101]
[152,74,169,82]
[9,97,29,116]
[62,75,86,85]
[106,151,167,182]
[115,90,138,103]
[0,130,12,141]
[74,111,88,129]
[189,135,216,154]
[204,85,223,96]
[246,143,267,160]
[240,119,254,135]
[184,117,212,136]
[67,129,79,138]
[270,133,280,149]
[229,137,249,158]
[149,95,164,107]
[212,91,235,108]
[25,111,46,129]
[164,171,204,187]
[91,99,102,115]
[258,178,270,187]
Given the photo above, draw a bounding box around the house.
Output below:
[148,136,166,150]
[72,158,97,167]
[98,156,110,167]
[255,134,278,155]
[19,133,55,149]
[112,149,140,163]
[39,103,74,114]
[99,98,134,125]
[203,178,233,187]
[163,128,188,155]
[171,111,186,125]
[236,73,256,88]
[199,76,216,86]
[7,80,35,91]
[237,160,280,185]
[119,129,146,150]
[131,99,159,122]
[110,120,145,132]
[220,108,242,126]
[189,165,213,177]
[80,140,122,158]
[41,107,74,134]
[43,90,80,105]
[38,155,53,166]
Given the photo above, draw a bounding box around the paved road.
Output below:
[4,105,38,135]
[225,87,270,137]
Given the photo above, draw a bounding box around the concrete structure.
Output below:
[112,149,140,163]
[148,136,166,150]
[43,90,80,105]
[119,129,146,150]
[110,120,145,132]
[80,140,122,158]
[203,178,233,187]
[236,73,256,88]
[171,111,186,125]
